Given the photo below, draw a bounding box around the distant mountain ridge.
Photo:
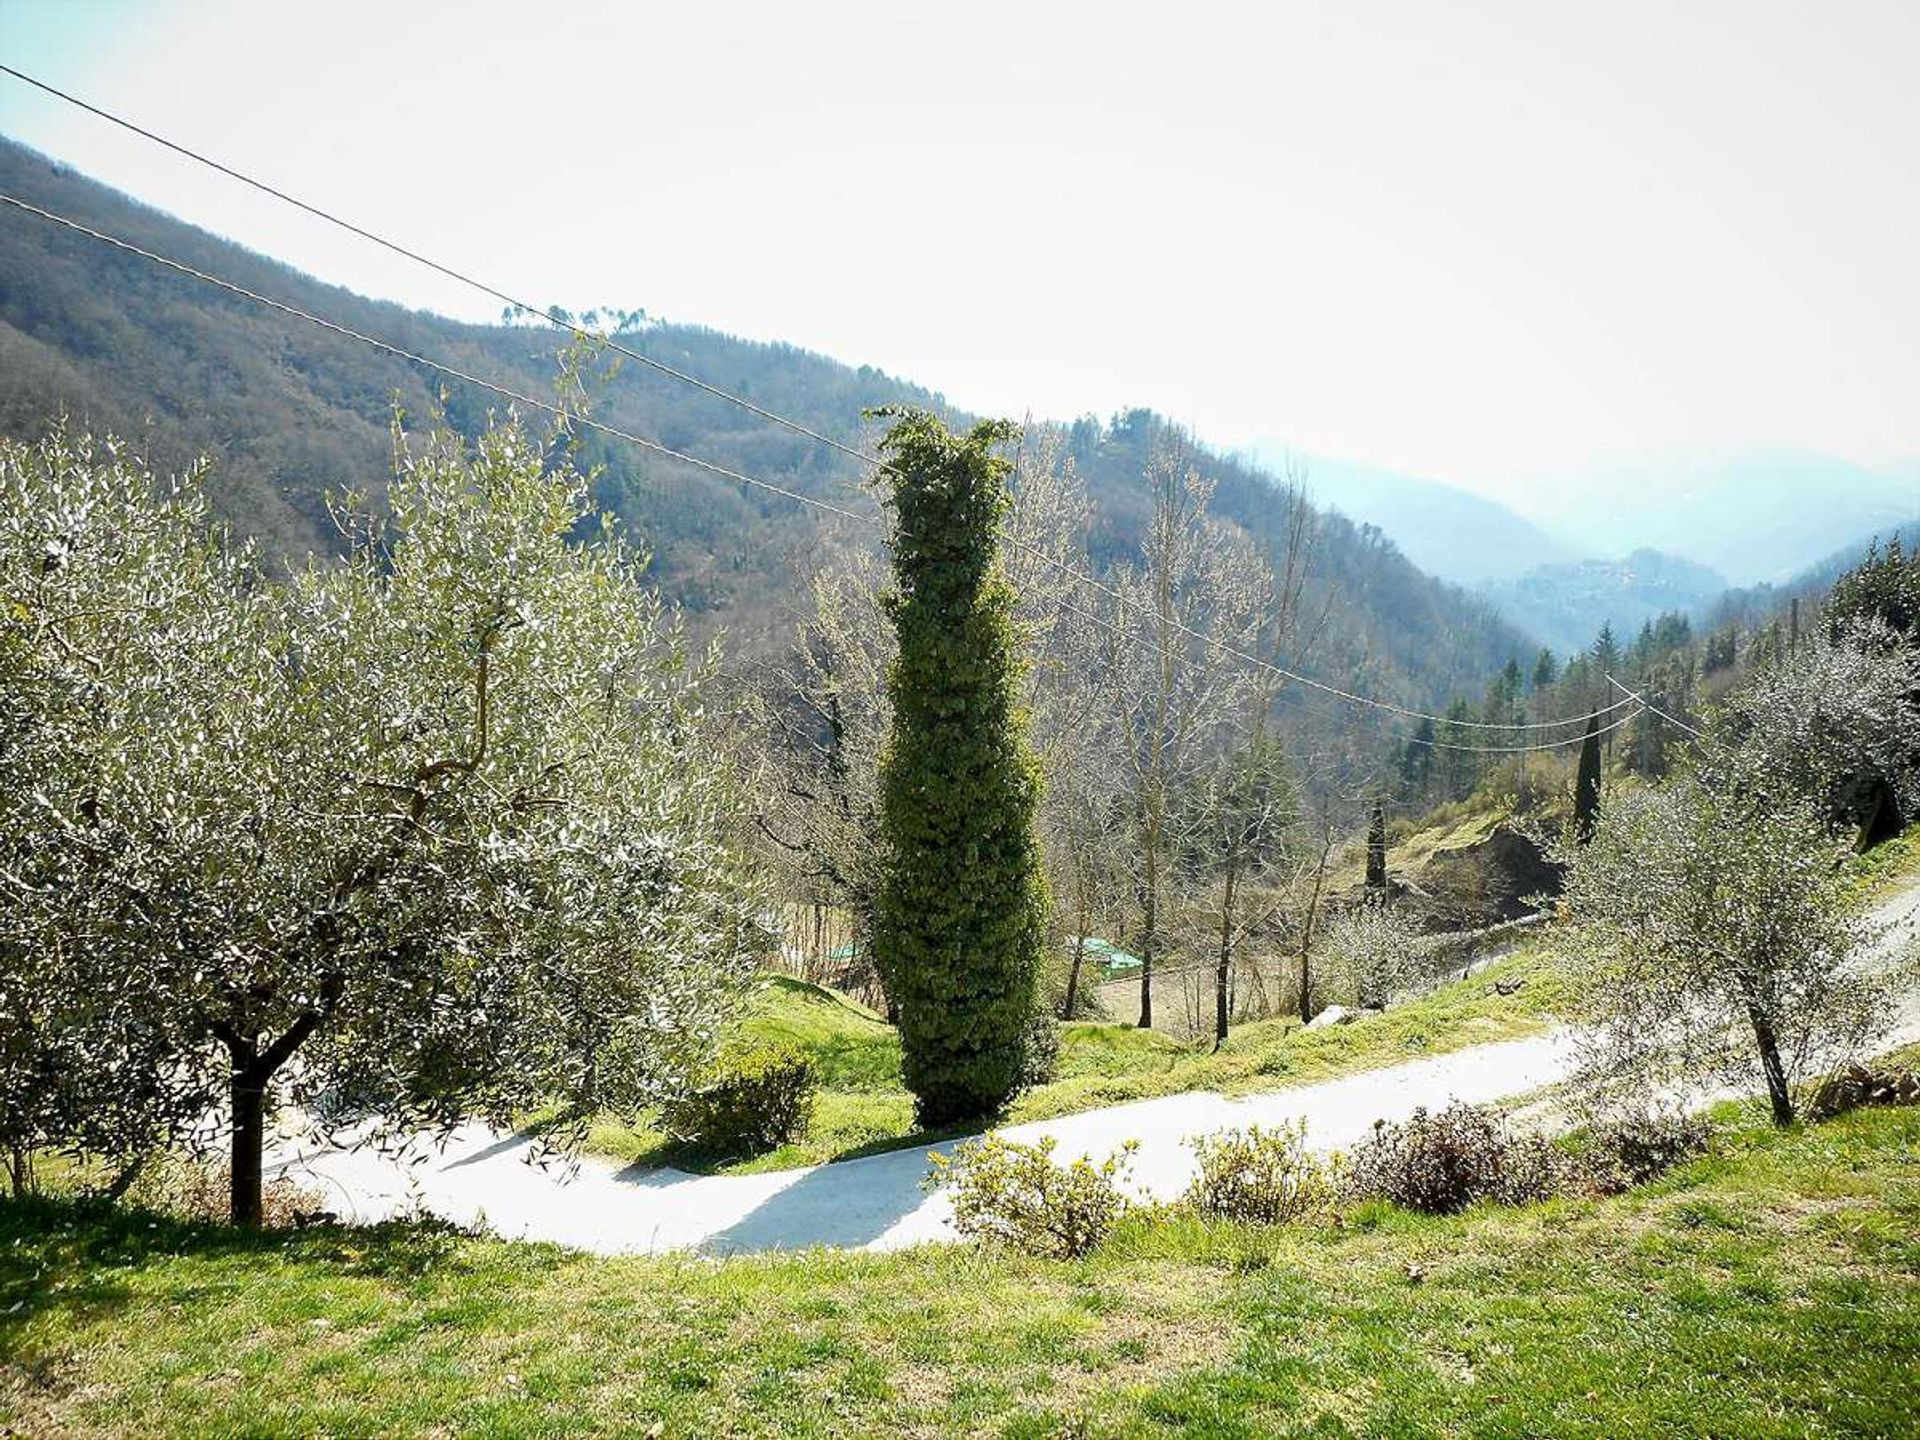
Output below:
[1245,445,1581,585]
[1708,519,1920,635]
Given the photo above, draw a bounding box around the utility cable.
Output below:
[1605,672,1706,739]
[0,68,1637,736]
[0,186,1643,752]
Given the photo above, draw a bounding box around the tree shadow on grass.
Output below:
[0,1192,579,1354]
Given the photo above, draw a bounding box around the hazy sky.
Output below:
[1,1,1914,508]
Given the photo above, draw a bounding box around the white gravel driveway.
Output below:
[263,880,1920,1258]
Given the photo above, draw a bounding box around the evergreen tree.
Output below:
[1365,800,1388,894]
[1531,648,1559,691]
[1703,626,1738,673]
[1829,536,1920,645]
[1398,719,1436,803]
[1439,698,1481,801]
[1573,713,1603,844]
[871,411,1048,1126]
[1591,622,1622,678]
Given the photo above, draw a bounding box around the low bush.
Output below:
[662,1042,817,1156]
[1344,1102,1569,1213]
[1186,1120,1339,1225]
[1494,1132,1573,1204]
[1576,1110,1713,1195]
[928,1134,1135,1259]
[1807,1061,1920,1120]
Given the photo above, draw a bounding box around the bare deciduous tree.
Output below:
[1103,439,1269,1028]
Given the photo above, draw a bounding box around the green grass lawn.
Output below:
[6,1102,1915,1438]
[581,954,1567,1176]
[1848,823,1920,901]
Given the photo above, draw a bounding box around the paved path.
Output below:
[264,881,1920,1258]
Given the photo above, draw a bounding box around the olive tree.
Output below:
[1555,750,1896,1126]
[1316,898,1423,1011]
[1,419,764,1222]
[0,430,232,1191]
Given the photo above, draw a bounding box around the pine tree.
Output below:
[1591,622,1621,678]
[1574,713,1603,844]
[871,411,1049,1126]
[1398,718,1436,803]
[1532,648,1559,691]
[1439,698,1481,801]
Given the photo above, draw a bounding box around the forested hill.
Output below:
[0,138,1529,721]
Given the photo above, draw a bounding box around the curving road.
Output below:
[263,880,1920,1257]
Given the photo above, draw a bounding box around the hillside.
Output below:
[1479,547,1728,657]
[0,139,1530,729]
[1709,520,1920,635]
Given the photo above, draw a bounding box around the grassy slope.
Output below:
[5,1104,1915,1438]
[1848,825,1920,901]
[591,955,1566,1175]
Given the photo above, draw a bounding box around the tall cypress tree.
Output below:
[1573,713,1603,845]
[1365,799,1388,894]
[871,410,1048,1126]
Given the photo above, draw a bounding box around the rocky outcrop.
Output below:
[1403,821,1563,932]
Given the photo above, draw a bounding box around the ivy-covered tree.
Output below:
[870,411,1048,1125]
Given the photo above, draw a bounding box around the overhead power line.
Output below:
[0,184,1638,751]
[1606,673,1706,739]
[0,64,1638,738]
[0,63,879,474]
[0,193,872,527]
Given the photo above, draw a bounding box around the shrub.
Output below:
[1186,1120,1338,1225]
[1494,1132,1573,1205]
[1317,902,1423,1010]
[1344,1102,1568,1213]
[1807,1061,1920,1120]
[1575,1110,1713,1195]
[928,1134,1135,1259]
[1019,1014,1062,1091]
[662,1042,817,1156]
